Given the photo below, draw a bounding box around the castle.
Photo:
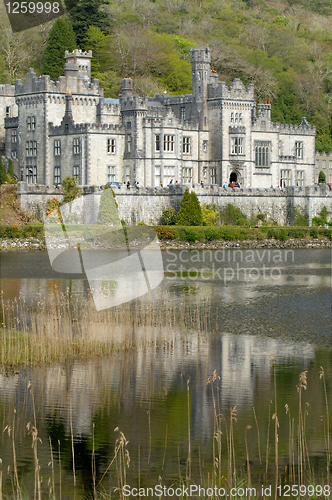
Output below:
[1,47,316,189]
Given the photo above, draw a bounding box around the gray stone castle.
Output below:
[2,47,316,188]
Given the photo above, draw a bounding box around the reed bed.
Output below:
[0,289,212,367]
[0,369,330,500]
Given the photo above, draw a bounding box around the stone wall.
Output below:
[17,182,332,226]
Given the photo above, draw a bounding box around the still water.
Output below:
[0,248,331,498]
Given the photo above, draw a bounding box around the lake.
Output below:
[0,248,331,498]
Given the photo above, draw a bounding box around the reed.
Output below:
[0,290,212,367]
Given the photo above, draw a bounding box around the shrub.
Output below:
[5,225,18,238]
[154,226,177,240]
[7,159,14,179]
[220,204,247,225]
[287,228,308,238]
[182,227,198,242]
[162,207,177,225]
[137,221,148,226]
[256,213,266,222]
[293,207,308,226]
[176,188,203,226]
[219,228,233,240]
[97,187,119,225]
[0,157,6,185]
[323,228,332,240]
[205,227,219,241]
[46,197,62,221]
[62,176,80,204]
[310,227,318,238]
[277,228,288,240]
[312,206,330,226]
[201,204,219,226]
[318,170,326,183]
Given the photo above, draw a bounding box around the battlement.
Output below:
[101,102,120,113]
[49,121,122,134]
[15,68,102,96]
[64,49,92,59]
[209,79,255,100]
[120,95,149,110]
[272,119,315,135]
[4,116,18,128]
[0,84,15,96]
[315,151,332,158]
[279,155,297,162]
[190,47,211,64]
[163,94,193,106]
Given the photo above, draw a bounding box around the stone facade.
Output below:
[17,182,332,226]
[0,84,17,153]
[4,48,317,189]
[315,151,332,184]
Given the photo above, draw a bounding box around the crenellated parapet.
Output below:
[15,68,102,97]
[162,94,193,105]
[0,84,15,96]
[64,49,92,59]
[49,121,123,135]
[208,79,255,100]
[272,118,315,136]
[4,116,18,128]
[120,95,149,111]
[100,102,121,114]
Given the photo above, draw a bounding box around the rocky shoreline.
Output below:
[0,236,331,251]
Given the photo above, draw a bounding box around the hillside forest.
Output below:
[0,0,332,151]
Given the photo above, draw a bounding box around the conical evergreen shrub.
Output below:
[176,187,203,226]
[0,157,6,185]
[97,186,119,225]
[7,158,14,178]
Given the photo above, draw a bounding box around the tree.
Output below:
[41,18,76,81]
[61,176,81,204]
[0,27,33,82]
[7,158,14,178]
[97,186,119,224]
[0,157,6,185]
[69,0,110,49]
[318,170,326,183]
[176,188,203,226]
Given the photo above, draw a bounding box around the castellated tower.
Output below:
[64,49,92,83]
[190,47,210,129]
[190,47,211,100]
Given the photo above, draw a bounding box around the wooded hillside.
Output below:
[1,0,331,151]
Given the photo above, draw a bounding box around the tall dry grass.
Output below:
[0,289,212,367]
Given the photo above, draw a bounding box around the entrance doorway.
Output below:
[229,172,237,183]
